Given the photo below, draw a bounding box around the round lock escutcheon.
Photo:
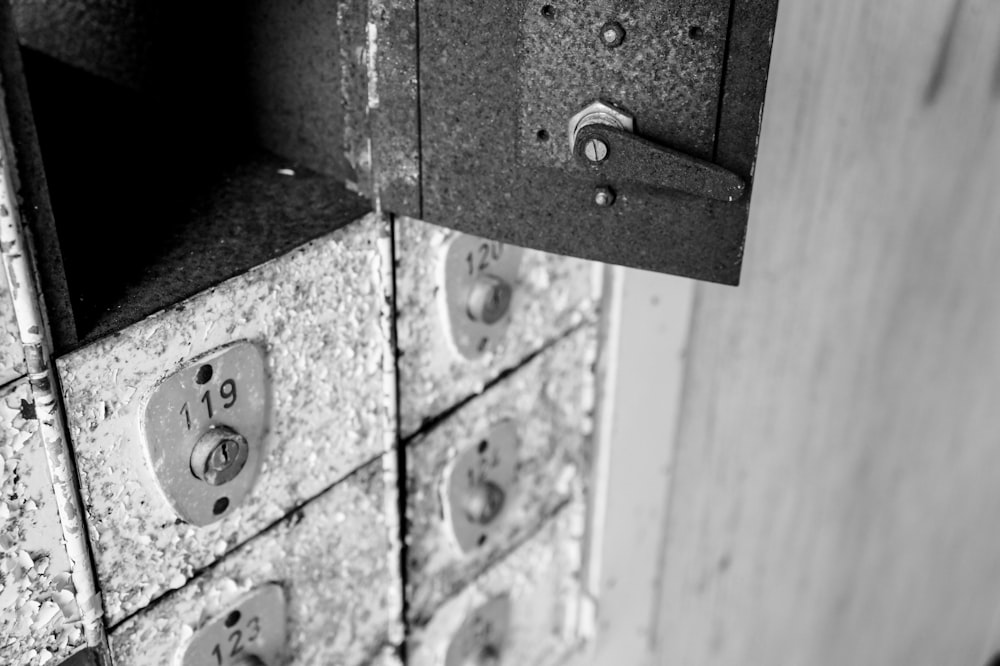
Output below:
[190,425,250,486]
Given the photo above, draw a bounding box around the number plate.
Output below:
[444,595,512,666]
[143,341,268,526]
[441,234,524,360]
[443,420,519,553]
[181,584,286,666]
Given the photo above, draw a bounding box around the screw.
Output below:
[583,138,609,162]
[467,275,513,325]
[600,21,625,48]
[594,186,616,207]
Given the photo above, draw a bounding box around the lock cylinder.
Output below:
[190,425,250,486]
[466,275,513,325]
[461,479,506,525]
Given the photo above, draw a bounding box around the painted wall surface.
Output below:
[394,217,600,438]
[0,379,85,666]
[405,324,596,623]
[56,214,393,624]
[109,455,400,666]
[0,264,25,385]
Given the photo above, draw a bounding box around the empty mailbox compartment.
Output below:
[12,0,374,349]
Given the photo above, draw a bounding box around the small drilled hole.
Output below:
[985,655,1000,666]
[477,534,487,546]
[213,497,230,515]
[688,25,704,39]
[478,440,489,454]
[225,610,241,628]
[536,128,550,141]
[540,4,555,18]
[195,364,213,385]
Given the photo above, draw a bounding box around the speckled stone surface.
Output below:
[56,214,393,624]
[405,325,596,623]
[408,502,587,666]
[0,380,85,666]
[109,456,401,666]
[0,264,25,386]
[394,217,601,438]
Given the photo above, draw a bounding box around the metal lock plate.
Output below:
[143,341,268,526]
[180,584,286,666]
[444,595,512,666]
[441,234,524,360]
[443,421,519,552]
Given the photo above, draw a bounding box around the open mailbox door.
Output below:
[375,0,779,284]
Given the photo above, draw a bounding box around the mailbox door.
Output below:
[379,0,779,284]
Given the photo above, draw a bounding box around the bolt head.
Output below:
[594,186,616,207]
[600,21,625,47]
[567,101,634,153]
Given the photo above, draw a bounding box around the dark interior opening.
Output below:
[17,1,369,349]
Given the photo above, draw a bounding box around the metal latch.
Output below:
[569,101,745,204]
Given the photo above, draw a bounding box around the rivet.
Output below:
[600,21,625,48]
[594,186,616,207]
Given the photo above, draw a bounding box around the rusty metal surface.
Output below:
[405,326,595,624]
[56,215,393,625]
[11,0,151,91]
[394,218,599,439]
[408,503,586,666]
[368,0,421,213]
[0,380,86,666]
[415,0,778,284]
[108,457,401,666]
[15,0,355,178]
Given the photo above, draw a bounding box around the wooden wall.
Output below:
[651,0,1000,663]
